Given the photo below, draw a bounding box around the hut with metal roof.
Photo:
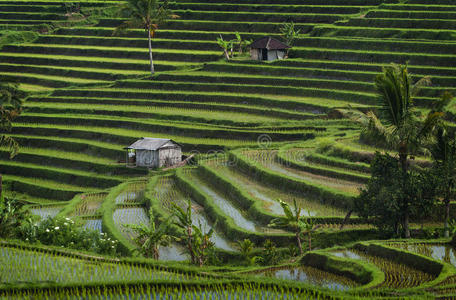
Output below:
[125,138,182,168]
[250,36,291,61]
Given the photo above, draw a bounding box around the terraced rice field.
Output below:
[388,243,456,267]
[331,249,436,288]
[29,204,63,220]
[0,245,193,284]
[72,192,106,216]
[113,206,150,241]
[153,176,235,251]
[2,0,456,298]
[257,266,358,290]
[203,159,347,217]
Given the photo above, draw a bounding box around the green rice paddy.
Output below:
[1,0,456,298]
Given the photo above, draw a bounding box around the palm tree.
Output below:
[345,64,436,238]
[124,209,176,259]
[269,199,306,255]
[428,92,455,238]
[237,239,259,266]
[114,0,178,76]
[0,78,23,200]
[0,196,28,238]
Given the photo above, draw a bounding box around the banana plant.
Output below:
[217,35,234,60]
[124,208,177,259]
[268,199,306,255]
[172,199,196,264]
[191,221,216,267]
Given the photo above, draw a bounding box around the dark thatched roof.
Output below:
[250,37,291,50]
[125,138,181,150]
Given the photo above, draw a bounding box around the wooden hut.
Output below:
[250,37,291,61]
[125,138,182,168]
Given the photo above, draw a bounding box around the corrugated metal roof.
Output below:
[250,37,291,50]
[125,138,180,150]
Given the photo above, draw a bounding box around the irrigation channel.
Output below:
[205,160,347,217]
[256,266,358,291]
[330,249,436,288]
[153,176,235,252]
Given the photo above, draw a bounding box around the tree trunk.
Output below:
[339,210,353,230]
[445,195,451,238]
[404,210,410,238]
[308,233,312,251]
[187,226,195,264]
[296,231,303,256]
[0,174,3,201]
[147,29,155,76]
[153,245,159,260]
[399,150,411,238]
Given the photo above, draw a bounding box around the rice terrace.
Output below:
[3,0,456,299]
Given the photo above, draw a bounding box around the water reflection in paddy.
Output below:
[388,243,456,266]
[257,266,357,291]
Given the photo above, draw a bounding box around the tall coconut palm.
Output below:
[428,92,455,238]
[114,0,178,76]
[0,78,23,200]
[124,209,177,259]
[344,64,437,238]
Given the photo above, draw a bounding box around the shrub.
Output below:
[20,216,119,255]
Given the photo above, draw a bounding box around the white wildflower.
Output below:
[46,229,50,232]
[55,226,60,230]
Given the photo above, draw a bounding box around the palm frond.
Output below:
[0,135,19,158]
[411,76,432,98]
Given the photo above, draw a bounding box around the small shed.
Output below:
[125,137,182,168]
[250,37,291,62]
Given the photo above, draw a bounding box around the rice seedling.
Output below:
[28,101,288,125]
[115,181,146,204]
[113,206,150,241]
[83,218,103,232]
[204,159,347,217]
[72,193,106,216]
[388,243,456,267]
[241,150,362,195]
[15,122,258,148]
[186,171,260,233]
[0,246,191,285]
[154,176,235,251]
[256,266,358,291]
[29,205,63,220]
[0,283,327,300]
[330,249,436,288]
